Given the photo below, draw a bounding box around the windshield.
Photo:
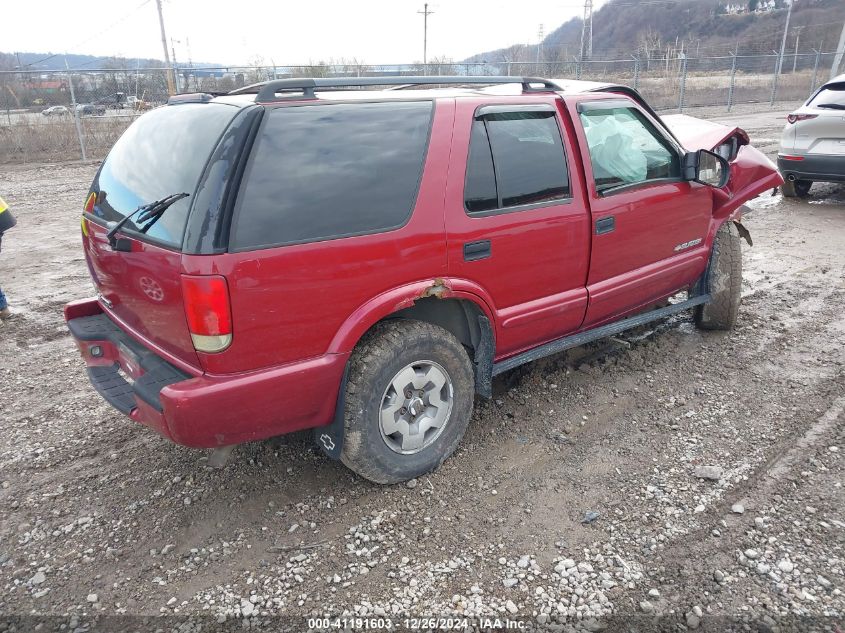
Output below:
[809,83,845,109]
[88,103,239,248]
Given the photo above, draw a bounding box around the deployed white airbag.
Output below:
[582,114,648,184]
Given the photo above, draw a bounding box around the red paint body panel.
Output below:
[82,220,200,369]
[161,353,348,447]
[714,145,783,220]
[65,90,782,450]
[661,114,750,150]
[183,99,455,375]
[564,95,714,326]
[444,95,591,358]
[67,297,347,447]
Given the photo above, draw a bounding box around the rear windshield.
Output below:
[230,101,433,251]
[808,82,845,109]
[89,103,239,248]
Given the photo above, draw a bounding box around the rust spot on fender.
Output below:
[420,278,450,299]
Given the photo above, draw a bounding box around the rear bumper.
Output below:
[778,154,845,183]
[64,298,348,448]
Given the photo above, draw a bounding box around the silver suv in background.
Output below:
[778,74,845,197]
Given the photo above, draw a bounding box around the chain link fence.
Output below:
[1,49,842,164]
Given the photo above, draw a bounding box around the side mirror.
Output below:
[684,149,730,188]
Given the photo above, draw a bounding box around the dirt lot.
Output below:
[0,108,842,631]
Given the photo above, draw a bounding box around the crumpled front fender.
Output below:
[713,144,783,221]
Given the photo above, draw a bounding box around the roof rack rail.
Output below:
[228,76,561,102]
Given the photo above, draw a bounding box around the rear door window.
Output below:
[464,107,570,214]
[90,103,239,248]
[231,101,433,251]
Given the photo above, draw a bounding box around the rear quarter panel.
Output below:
[183,99,456,375]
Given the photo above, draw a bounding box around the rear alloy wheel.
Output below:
[340,320,474,484]
[694,222,742,331]
[781,179,812,198]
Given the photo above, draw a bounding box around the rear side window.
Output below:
[90,103,239,248]
[464,108,570,214]
[808,82,845,109]
[231,101,433,250]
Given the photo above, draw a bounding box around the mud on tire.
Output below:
[340,320,475,484]
[695,221,742,331]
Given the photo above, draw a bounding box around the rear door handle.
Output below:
[595,216,615,235]
[463,240,491,261]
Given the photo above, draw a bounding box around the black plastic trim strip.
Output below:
[492,293,711,376]
[68,314,190,413]
[213,106,265,253]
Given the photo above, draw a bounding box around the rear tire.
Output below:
[694,222,742,331]
[781,179,812,198]
[340,320,475,484]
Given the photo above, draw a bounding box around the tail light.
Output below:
[181,275,232,353]
[786,113,817,124]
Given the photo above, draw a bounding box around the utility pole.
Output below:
[537,24,544,64]
[155,0,176,95]
[418,3,434,67]
[580,0,593,60]
[775,0,793,77]
[171,38,180,93]
[64,56,87,161]
[792,26,803,73]
[832,20,845,79]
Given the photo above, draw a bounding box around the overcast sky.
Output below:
[5,0,602,67]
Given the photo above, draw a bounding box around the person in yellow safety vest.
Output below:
[0,195,16,320]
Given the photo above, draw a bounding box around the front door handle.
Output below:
[595,216,615,235]
[463,240,491,262]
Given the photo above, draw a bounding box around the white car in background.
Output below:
[41,105,69,117]
[778,73,845,197]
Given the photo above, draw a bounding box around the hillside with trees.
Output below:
[465,0,845,64]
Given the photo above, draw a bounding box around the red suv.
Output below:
[65,76,781,483]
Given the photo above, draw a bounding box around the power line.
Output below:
[19,0,152,70]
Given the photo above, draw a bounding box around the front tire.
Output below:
[781,179,812,198]
[340,320,475,484]
[695,222,742,331]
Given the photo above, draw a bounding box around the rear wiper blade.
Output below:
[817,103,845,110]
[106,192,189,249]
[136,192,190,234]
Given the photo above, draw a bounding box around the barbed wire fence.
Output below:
[1,48,842,164]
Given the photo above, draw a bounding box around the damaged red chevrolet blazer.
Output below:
[64,76,782,483]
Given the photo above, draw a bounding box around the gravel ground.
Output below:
[0,107,842,632]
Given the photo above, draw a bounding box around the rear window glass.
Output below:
[809,83,845,109]
[230,101,433,250]
[89,103,238,248]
